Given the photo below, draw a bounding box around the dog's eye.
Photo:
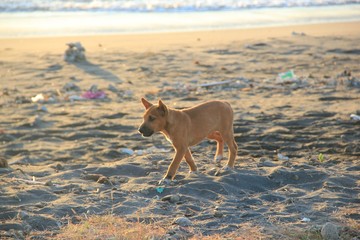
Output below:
[149,116,156,121]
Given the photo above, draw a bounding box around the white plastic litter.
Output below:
[31,94,45,103]
[350,114,360,121]
[120,148,134,155]
[277,153,289,161]
[301,217,311,222]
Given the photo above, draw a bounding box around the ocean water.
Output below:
[0,0,359,38]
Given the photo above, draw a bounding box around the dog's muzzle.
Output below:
[138,125,154,137]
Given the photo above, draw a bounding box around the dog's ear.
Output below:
[141,98,153,110]
[157,99,168,116]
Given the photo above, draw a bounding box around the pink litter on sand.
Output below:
[81,91,106,99]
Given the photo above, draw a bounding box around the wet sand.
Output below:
[0,21,359,239]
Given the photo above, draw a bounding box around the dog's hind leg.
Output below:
[207,131,224,164]
[184,148,197,173]
[222,131,238,168]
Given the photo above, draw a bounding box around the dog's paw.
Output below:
[222,165,234,172]
[214,155,223,164]
[158,178,172,186]
[188,170,201,178]
[215,165,234,176]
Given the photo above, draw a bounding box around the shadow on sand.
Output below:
[71,60,122,83]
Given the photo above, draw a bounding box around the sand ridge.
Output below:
[0,22,359,239]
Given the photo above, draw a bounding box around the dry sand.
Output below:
[0,21,359,239]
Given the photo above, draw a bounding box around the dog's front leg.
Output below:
[184,148,197,173]
[162,146,186,182]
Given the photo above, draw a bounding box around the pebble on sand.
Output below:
[161,194,181,203]
[173,217,192,227]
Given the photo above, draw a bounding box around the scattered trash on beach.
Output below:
[31,93,57,103]
[350,114,360,122]
[67,95,84,101]
[136,146,171,155]
[120,146,171,156]
[155,187,164,194]
[120,148,134,155]
[301,217,311,222]
[198,79,236,88]
[31,93,45,103]
[64,42,86,62]
[158,77,251,97]
[335,70,360,88]
[277,153,290,161]
[292,31,306,36]
[108,84,133,99]
[276,70,299,84]
[81,85,106,99]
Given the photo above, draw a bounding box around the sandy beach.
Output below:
[0,21,359,239]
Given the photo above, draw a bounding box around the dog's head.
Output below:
[138,98,168,137]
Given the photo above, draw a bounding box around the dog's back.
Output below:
[182,100,234,145]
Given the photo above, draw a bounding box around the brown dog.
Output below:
[138,98,238,184]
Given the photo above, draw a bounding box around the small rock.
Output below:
[321,222,340,240]
[258,160,277,167]
[55,163,64,171]
[213,210,223,218]
[37,105,48,113]
[161,194,181,203]
[173,217,192,227]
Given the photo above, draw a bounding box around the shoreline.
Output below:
[1,4,360,39]
[0,21,359,57]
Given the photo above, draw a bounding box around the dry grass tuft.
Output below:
[55,215,166,240]
[54,213,360,240]
[55,215,270,240]
[279,228,322,240]
[334,206,360,230]
[191,222,269,240]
